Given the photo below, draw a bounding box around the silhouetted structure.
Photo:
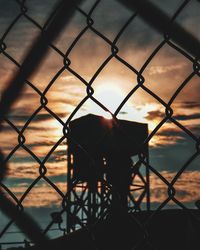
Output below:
[66,114,149,232]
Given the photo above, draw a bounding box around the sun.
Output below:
[90,84,125,118]
[87,83,159,134]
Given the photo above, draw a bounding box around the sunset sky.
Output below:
[0,0,200,242]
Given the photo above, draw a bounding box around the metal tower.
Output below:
[66,114,149,233]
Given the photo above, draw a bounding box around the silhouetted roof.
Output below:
[68,114,148,156]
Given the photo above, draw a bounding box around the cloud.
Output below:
[150,134,185,148]
[3,170,200,208]
[146,109,200,122]
[4,181,66,208]
[179,101,200,109]
[150,171,200,205]
[60,75,77,82]
[5,158,67,179]
[145,110,165,120]
[173,113,200,121]
[147,64,186,75]
[7,113,52,122]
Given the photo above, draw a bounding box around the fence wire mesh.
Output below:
[0,0,200,249]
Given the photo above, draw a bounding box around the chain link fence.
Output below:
[0,0,200,249]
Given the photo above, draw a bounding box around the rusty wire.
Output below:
[0,0,200,249]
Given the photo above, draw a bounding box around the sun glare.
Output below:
[103,111,113,120]
[89,84,158,129]
[93,85,125,115]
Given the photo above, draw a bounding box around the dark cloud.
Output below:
[173,113,200,121]
[146,110,165,120]
[150,141,199,172]
[25,141,60,148]
[146,108,200,122]
[1,123,54,132]
[180,101,200,109]
[4,174,67,186]
[156,124,200,141]
[7,112,66,123]
[0,0,58,31]
[156,129,185,137]
[188,125,200,134]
